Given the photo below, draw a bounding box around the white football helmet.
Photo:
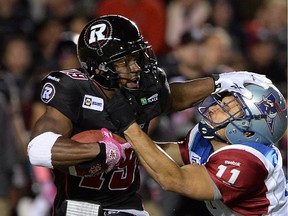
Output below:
[198,83,287,145]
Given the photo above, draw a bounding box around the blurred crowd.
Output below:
[0,0,286,216]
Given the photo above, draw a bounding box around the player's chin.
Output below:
[125,81,139,89]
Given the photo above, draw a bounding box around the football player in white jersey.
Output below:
[106,81,287,215]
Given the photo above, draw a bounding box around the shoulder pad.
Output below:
[59,69,89,80]
[43,69,89,82]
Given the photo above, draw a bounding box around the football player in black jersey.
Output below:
[27,15,271,216]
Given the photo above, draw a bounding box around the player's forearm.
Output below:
[124,123,184,191]
[125,126,215,200]
[51,137,101,166]
[168,77,214,112]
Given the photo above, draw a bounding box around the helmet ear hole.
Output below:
[84,58,99,73]
[226,84,287,145]
[244,131,254,137]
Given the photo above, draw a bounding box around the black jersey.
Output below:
[40,68,169,214]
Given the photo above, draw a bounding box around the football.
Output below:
[71,129,126,144]
[67,129,126,177]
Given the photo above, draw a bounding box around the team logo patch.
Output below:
[82,95,104,111]
[255,93,282,134]
[41,83,55,103]
[84,19,112,50]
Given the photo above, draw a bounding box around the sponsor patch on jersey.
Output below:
[224,160,240,167]
[41,83,55,103]
[47,75,60,82]
[60,69,88,80]
[140,93,159,106]
[82,95,104,111]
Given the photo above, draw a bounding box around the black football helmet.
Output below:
[77,15,157,89]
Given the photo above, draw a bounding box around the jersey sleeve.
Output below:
[205,146,269,206]
[40,70,89,123]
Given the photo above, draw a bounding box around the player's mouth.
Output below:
[126,78,139,89]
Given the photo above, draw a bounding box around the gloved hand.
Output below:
[106,89,136,133]
[98,128,131,173]
[212,71,272,99]
[115,69,166,124]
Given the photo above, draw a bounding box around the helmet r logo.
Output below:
[41,83,55,103]
[84,19,112,49]
[89,24,106,44]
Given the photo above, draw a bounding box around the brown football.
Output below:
[71,129,126,144]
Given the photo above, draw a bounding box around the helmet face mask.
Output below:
[198,92,246,127]
[77,15,157,89]
[198,84,287,145]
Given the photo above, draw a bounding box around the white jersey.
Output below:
[179,125,288,215]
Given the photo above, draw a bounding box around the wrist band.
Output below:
[27,132,61,168]
[95,142,106,164]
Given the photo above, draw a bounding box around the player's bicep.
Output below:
[31,106,73,139]
[176,164,215,200]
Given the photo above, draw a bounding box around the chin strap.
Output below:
[198,120,229,143]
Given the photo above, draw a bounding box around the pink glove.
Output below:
[100,128,131,172]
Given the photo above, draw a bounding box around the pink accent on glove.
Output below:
[100,128,131,172]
